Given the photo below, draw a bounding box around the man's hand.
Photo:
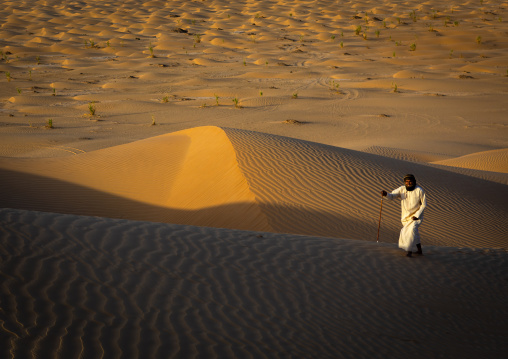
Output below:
[381,190,387,197]
[412,216,419,221]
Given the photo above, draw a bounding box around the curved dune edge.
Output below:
[432,148,508,174]
[0,208,507,359]
[1,126,507,249]
[222,128,508,249]
[0,126,271,232]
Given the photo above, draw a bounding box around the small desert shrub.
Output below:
[232,97,240,108]
[6,72,11,81]
[151,115,156,125]
[88,102,96,116]
[476,36,482,44]
[17,88,22,94]
[410,43,416,51]
[148,43,154,57]
[46,119,53,128]
[355,25,362,36]
[392,82,398,92]
[214,94,219,106]
[292,92,298,99]
[161,95,169,103]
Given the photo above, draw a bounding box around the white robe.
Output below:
[386,185,427,251]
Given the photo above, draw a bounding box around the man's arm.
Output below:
[381,187,401,200]
[413,188,427,219]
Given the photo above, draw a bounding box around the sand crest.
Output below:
[1,126,507,249]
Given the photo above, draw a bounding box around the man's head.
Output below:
[404,174,416,191]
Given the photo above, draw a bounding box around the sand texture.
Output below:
[1,0,508,357]
[1,208,507,359]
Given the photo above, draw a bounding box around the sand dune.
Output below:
[1,126,507,249]
[1,0,508,357]
[1,208,507,359]
[433,148,508,173]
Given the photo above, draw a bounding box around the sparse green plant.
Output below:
[341,31,344,37]
[194,34,201,44]
[243,59,246,66]
[410,42,416,51]
[331,35,336,40]
[397,17,401,24]
[52,88,56,96]
[106,40,111,47]
[89,39,96,48]
[161,95,169,103]
[329,80,341,93]
[410,10,417,22]
[88,101,96,116]
[6,72,11,82]
[151,115,156,126]
[289,13,293,17]
[214,94,219,106]
[299,35,304,42]
[355,25,362,36]
[363,32,368,40]
[36,55,40,64]
[265,61,268,66]
[432,10,438,19]
[428,24,434,32]
[17,88,21,94]
[375,30,380,38]
[148,43,154,57]
[340,41,344,48]
[232,97,240,108]
[454,21,459,26]
[259,91,263,96]
[449,49,454,58]
[383,20,387,28]
[46,119,53,129]
[392,82,398,92]
[292,92,298,99]
[476,36,482,44]
[392,51,396,57]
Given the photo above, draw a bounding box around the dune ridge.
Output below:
[1,207,507,359]
[1,126,507,249]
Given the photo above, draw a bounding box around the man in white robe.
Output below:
[381,174,427,257]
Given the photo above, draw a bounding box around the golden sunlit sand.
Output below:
[1,0,507,358]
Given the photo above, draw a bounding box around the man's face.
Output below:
[405,179,415,187]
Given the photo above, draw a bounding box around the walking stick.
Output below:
[376,195,384,243]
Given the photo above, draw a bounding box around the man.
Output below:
[381,174,427,257]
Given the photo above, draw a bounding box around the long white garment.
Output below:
[386,185,427,251]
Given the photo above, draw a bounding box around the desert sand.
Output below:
[1,0,507,358]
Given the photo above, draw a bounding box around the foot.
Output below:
[406,251,412,257]
[415,244,423,255]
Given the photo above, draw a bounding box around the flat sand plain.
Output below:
[1,0,507,358]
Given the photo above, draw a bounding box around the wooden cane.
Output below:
[376,195,384,243]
